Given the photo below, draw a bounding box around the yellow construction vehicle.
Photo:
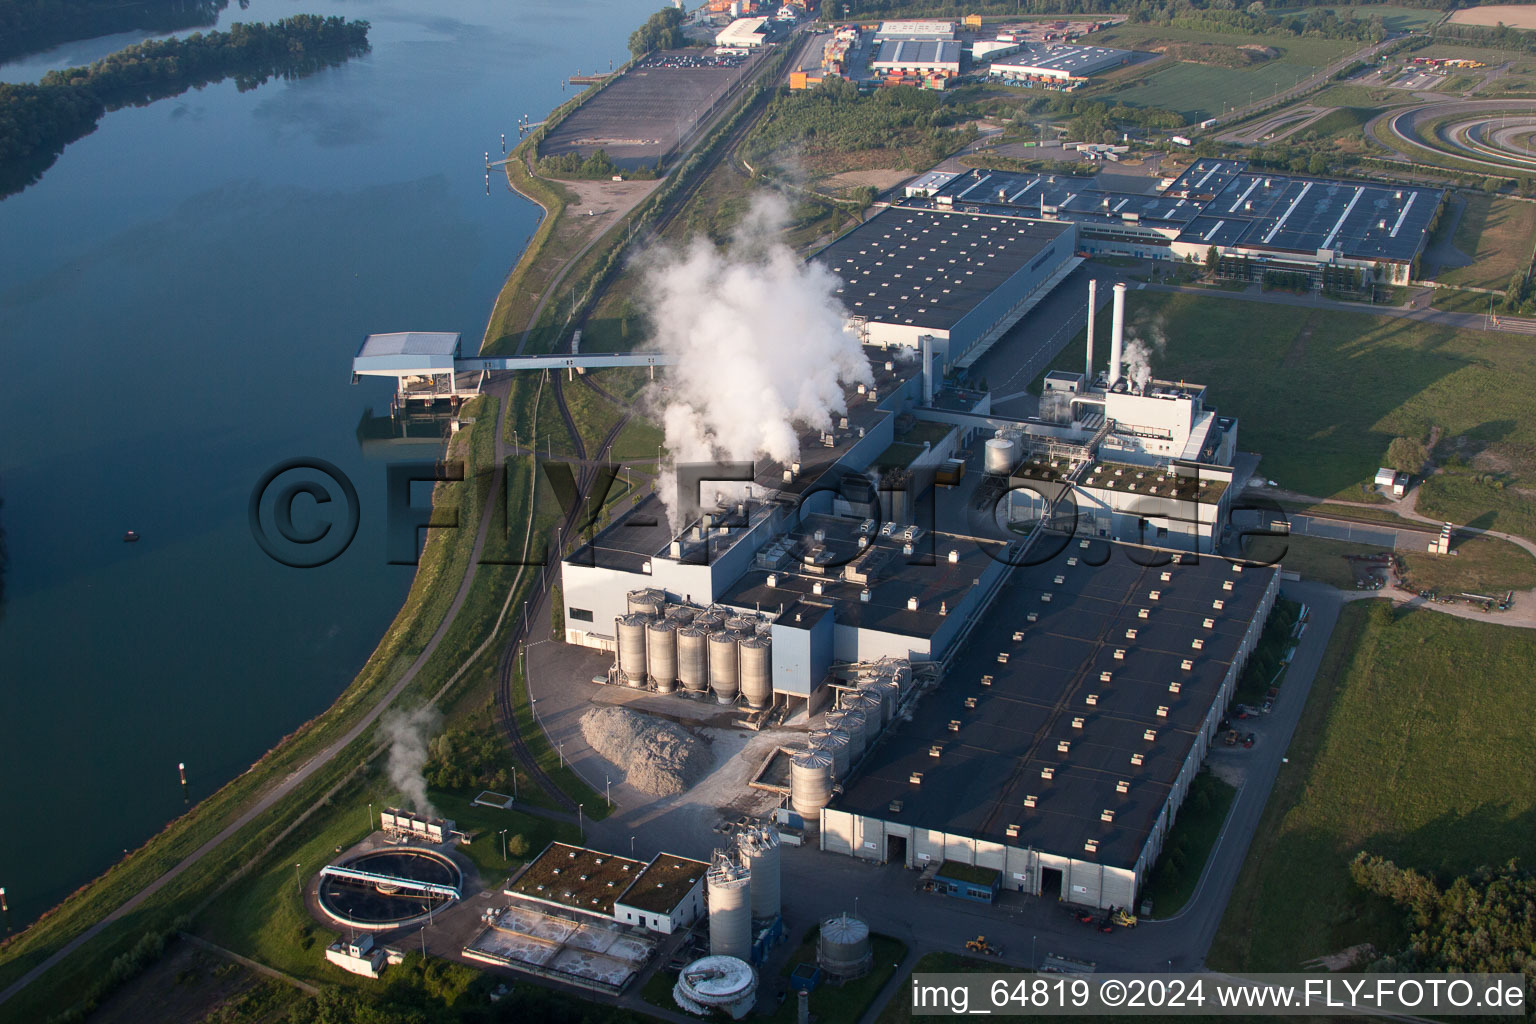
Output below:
[1111,908,1138,928]
[966,935,1003,956]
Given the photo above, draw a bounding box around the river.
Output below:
[0,0,654,927]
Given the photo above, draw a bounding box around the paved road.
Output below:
[1206,36,1401,132]
[1371,98,1536,177]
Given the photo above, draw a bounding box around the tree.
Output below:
[1385,436,1427,475]
[628,7,684,59]
[1205,245,1220,278]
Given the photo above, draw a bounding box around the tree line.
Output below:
[628,6,685,59]
[0,15,370,199]
[0,0,234,63]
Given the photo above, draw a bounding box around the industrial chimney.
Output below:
[1085,279,1097,382]
[1109,282,1127,388]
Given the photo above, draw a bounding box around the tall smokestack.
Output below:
[1085,279,1097,382]
[1109,282,1127,388]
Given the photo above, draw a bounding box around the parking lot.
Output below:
[539,49,762,169]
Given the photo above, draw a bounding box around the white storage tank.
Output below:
[673,956,757,1022]
[647,619,678,693]
[617,614,650,687]
[844,692,883,746]
[708,632,740,704]
[677,625,710,694]
[724,614,758,634]
[707,853,752,960]
[695,607,727,632]
[857,683,893,726]
[738,824,781,920]
[790,748,834,819]
[810,729,850,780]
[666,604,696,626]
[739,636,772,709]
[985,434,1016,476]
[817,913,873,978]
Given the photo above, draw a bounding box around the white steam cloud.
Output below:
[382,707,438,817]
[1121,316,1167,390]
[640,194,872,528]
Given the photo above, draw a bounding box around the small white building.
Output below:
[612,853,709,934]
[325,934,402,978]
[716,17,769,48]
[1374,467,1408,496]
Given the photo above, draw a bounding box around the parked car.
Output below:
[1224,730,1239,746]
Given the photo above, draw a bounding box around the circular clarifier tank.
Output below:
[316,847,462,931]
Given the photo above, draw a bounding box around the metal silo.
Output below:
[708,632,740,704]
[845,692,884,745]
[647,619,678,693]
[666,604,696,626]
[984,434,1017,476]
[810,729,850,780]
[817,913,873,978]
[824,710,866,764]
[738,824,781,921]
[724,614,758,634]
[859,682,894,725]
[707,852,752,960]
[628,588,665,618]
[739,636,772,710]
[790,748,834,819]
[617,614,650,687]
[695,607,726,633]
[677,625,710,695]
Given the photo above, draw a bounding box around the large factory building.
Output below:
[822,549,1278,908]
[918,161,1443,286]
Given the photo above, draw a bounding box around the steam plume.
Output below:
[639,194,872,528]
[1121,315,1167,389]
[382,707,438,817]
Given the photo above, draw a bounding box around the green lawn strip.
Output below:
[873,951,1026,1024]
[762,927,908,1024]
[1419,468,1536,543]
[1275,500,1414,526]
[1272,534,1386,589]
[1209,602,1536,971]
[1398,531,1536,595]
[1140,773,1239,919]
[1430,287,1499,313]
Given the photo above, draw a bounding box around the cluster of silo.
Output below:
[809,729,850,780]
[678,625,710,694]
[739,636,772,710]
[790,747,834,820]
[842,690,884,748]
[708,632,741,704]
[707,851,753,960]
[737,824,781,921]
[612,599,772,703]
[823,709,866,764]
[646,618,678,694]
[627,588,666,617]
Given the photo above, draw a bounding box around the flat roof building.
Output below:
[822,547,1280,910]
[613,853,709,934]
[876,19,956,40]
[871,38,963,75]
[716,17,770,47]
[989,42,1133,82]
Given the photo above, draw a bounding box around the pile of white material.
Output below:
[580,706,709,796]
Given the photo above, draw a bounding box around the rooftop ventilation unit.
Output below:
[812,581,824,595]
[929,745,942,758]
[1160,571,1172,582]
[1203,617,1216,629]
[1012,631,1025,642]
[1026,611,1038,623]
[949,720,961,732]
[909,772,923,785]
[997,652,1010,664]
[1212,599,1224,610]
[980,674,994,686]
[1138,608,1150,619]
[1084,839,1099,854]
[860,588,871,603]
[1040,766,1055,780]
[1072,716,1085,729]
[1191,638,1204,650]
[1222,580,1234,591]
[1143,728,1157,742]
[1054,575,1065,585]
[1067,557,1078,566]
[1232,564,1244,573]
[1149,590,1161,601]
[1130,752,1144,766]
[1113,649,1126,660]
[1086,693,1099,705]
[1168,681,1181,694]
[1181,658,1194,671]
[1056,740,1071,754]
[1156,705,1169,718]
[1005,824,1020,838]
[1024,794,1037,808]
[1116,779,1130,794]
[1100,809,1115,823]
[964,696,978,709]
[1125,628,1138,640]
[907,596,919,611]
[1100,671,1112,683]
[1041,593,1053,603]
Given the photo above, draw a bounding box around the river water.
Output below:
[0,0,653,926]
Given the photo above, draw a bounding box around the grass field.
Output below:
[1209,602,1536,971]
[1274,534,1389,587]
[1434,193,1536,291]
[873,952,1012,1024]
[1104,59,1322,120]
[1311,83,1416,107]
[1268,4,1443,31]
[1037,292,1536,513]
[1418,466,1536,541]
[1093,23,1355,68]
[1430,286,1498,313]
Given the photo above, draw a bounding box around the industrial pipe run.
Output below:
[1109,282,1127,387]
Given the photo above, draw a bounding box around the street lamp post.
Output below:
[295,863,303,896]
[366,802,372,835]
[559,741,565,768]
[578,804,584,842]
[630,835,636,857]
[500,829,509,862]
[1032,935,1037,970]
[606,774,611,808]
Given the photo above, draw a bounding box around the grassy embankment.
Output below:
[1033,290,1536,537]
[1433,194,1536,292]
[1209,602,1536,970]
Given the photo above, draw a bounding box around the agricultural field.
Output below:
[1209,602,1536,971]
[1092,23,1356,69]
[1107,59,1318,120]
[1040,290,1536,514]
[1432,193,1536,290]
